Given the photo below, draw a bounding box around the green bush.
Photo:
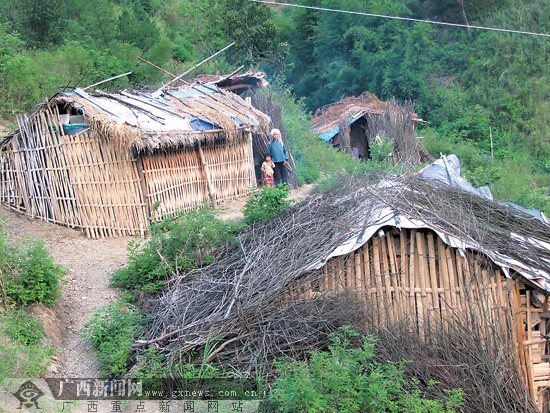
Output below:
[0,342,54,379]
[369,137,394,163]
[267,327,463,413]
[4,240,65,307]
[111,208,243,293]
[1,309,44,346]
[132,347,168,380]
[83,300,143,377]
[243,184,295,225]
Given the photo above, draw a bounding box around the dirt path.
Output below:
[0,184,315,378]
[0,208,130,378]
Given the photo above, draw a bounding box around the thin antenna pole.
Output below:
[137,56,176,77]
[490,126,494,161]
[82,71,132,91]
[161,42,236,90]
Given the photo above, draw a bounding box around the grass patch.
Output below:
[243,184,295,225]
[1,308,44,346]
[82,299,144,377]
[111,208,243,293]
[266,327,463,413]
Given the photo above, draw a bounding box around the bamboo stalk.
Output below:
[372,237,384,327]
[379,233,394,324]
[437,237,451,325]
[427,233,440,323]
[415,231,429,340]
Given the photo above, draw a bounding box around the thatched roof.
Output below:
[310,91,422,142]
[139,163,550,374]
[311,92,387,141]
[4,84,271,153]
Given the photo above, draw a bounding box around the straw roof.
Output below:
[47,84,271,153]
[310,91,423,142]
[310,92,389,140]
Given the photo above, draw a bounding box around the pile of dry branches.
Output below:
[378,178,550,277]
[136,175,548,411]
[137,183,373,366]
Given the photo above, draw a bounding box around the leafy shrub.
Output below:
[4,240,65,307]
[243,184,295,225]
[111,208,243,293]
[132,347,168,380]
[0,309,44,346]
[369,137,394,163]
[267,327,463,413]
[83,300,143,377]
[0,342,54,379]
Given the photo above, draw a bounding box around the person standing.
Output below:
[261,155,276,187]
[267,128,288,186]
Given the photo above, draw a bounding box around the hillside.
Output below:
[0,0,548,214]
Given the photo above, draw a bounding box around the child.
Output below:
[261,155,276,187]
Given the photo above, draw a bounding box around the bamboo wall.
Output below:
[141,131,255,221]
[0,110,256,237]
[1,110,82,227]
[0,107,149,238]
[62,132,147,238]
[290,228,549,411]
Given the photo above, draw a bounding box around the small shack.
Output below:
[310,92,425,165]
[142,161,550,411]
[0,85,270,238]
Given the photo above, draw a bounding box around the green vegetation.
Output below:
[0,227,65,307]
[111,208,243,293]
[82,299,143,377]
[1,308,44,345]
[1,0,547,212]
[275,0,549,213]
[0,339,55,378]
[3,239,66,307]
[243,184,295,225]
[1,0,545,401]
[0,227,62,378]
[266,327,464,413]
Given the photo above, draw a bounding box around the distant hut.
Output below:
[142,159,550,412]
[0,85,270,238]
[311,92,426,166]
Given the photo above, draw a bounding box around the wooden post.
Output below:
[197,141,217,205]
[135,155,152,222]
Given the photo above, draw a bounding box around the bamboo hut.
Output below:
[0,85,270,238]
[141,159,550,412]
[311,92,427,166]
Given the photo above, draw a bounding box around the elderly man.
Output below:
[267,128,288,186]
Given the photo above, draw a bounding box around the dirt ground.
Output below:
[0,207,130,377]
[0,184,315,378]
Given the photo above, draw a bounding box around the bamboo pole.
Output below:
[427,233,440,323]
[379,233,394,324]
[437,237,451,325]
[372,237,385,327]
[82,71,132,91]
[161,42,236,90]
[415,231,429,339]
[408,230,418,334]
